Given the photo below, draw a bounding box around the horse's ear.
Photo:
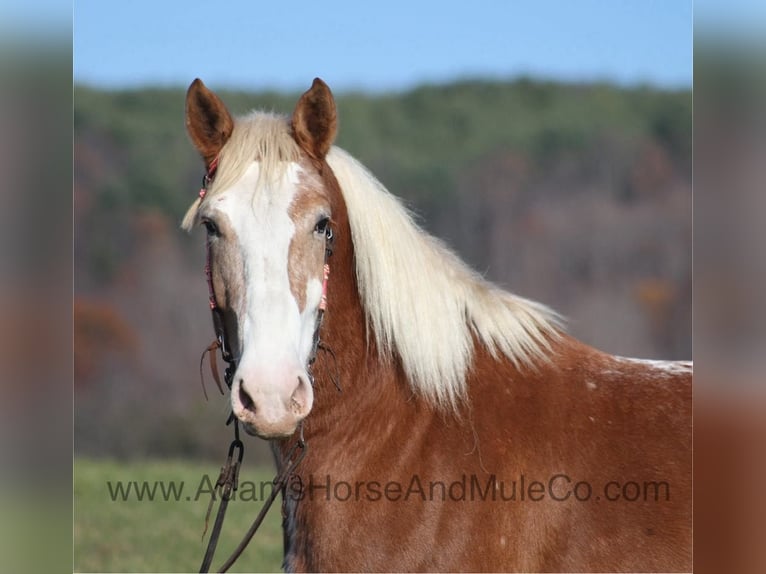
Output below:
[292,78,337,160]
[185,78,234,166]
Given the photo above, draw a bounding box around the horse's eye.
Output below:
[314,217,330,235]
[202,219,219,236]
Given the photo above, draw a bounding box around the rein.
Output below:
[195,158,334,573]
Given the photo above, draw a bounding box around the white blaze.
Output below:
[209,161,320,436]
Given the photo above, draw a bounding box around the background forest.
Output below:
[74,79,691,460]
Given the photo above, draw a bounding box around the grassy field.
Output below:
[74,458,284,572]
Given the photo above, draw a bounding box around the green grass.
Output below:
[74,458,284,572]
[1,487,71,573]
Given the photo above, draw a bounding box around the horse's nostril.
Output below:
[290,374,313,415]
[238,382,255,413]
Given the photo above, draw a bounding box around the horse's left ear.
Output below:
[186,78,234,167]
[292,78,337,160]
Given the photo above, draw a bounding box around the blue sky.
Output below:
[74,0,693,93]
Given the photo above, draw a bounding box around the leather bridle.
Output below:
[195,157,335,573]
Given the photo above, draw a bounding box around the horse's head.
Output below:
[185,78,339,438]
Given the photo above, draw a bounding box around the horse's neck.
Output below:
[271,225,405,571]
[304,233,403,441]
[271,217,421,454]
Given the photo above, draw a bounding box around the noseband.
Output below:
[196,157,335,573]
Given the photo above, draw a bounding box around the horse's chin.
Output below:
[240,420,300,440]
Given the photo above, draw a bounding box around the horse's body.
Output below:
[184,78,692,572]
[279,336,691,572]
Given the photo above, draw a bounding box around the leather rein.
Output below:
[195,157,334,573]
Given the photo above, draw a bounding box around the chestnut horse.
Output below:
[184,78,691,572]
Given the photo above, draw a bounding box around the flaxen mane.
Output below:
[184,112,563,409]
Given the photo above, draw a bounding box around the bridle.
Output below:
[195,157,335,573]
[199,157,237,398]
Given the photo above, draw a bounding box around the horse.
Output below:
[183,77,692,572]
